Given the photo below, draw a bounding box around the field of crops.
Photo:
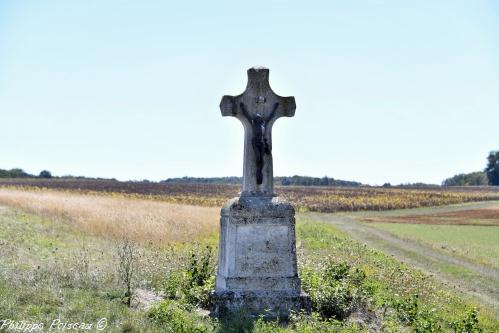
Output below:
[361,202,499,270]
[1,178,499,212]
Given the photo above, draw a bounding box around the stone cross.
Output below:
[212,67,309,317]
[220,67,296,197]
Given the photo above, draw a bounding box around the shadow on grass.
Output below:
[215,308,291,333]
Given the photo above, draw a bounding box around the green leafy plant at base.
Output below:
[163,245,215,308]
[250,312,367,333]
[393,294,442,332]
[301,261,373,320]
[148,299,215,333]
[189,245,213,287]
[449,308,483,333]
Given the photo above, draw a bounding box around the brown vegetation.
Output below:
[0,188,219,243]
[362,208,499,226]
[433,208,499,219]
[1,178,499,212]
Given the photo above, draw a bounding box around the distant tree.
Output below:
[485,151,499,185]
[39,170,52,178]
[0,168,32,178]
[281,177,291,186]
[442,171,488,186]
[382,182,391,187]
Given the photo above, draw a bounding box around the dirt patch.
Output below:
[433,209,499,219]
[131,288,164,310]
[362,209,499,226]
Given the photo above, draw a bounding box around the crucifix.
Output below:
[212,67,309,317]
[220,66,296,197]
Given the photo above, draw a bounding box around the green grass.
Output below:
[0,209,185,332]
[1,207,497,332]
[372,223,499,269]
[296,217,498,327]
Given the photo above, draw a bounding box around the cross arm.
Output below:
[220,95,238,117]
[275,96,296,118]
[220,94,253,124]
[220,67,296,122]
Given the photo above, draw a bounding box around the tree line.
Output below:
[3,150,498,187]
[0,168,52,178]
[442,151,499,186]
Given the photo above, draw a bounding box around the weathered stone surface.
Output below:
[221,196,294,219]
[212,196,309,316]
[212,67,309,317]
[216,197,298,286]
[220,67,295,197]
[212,290,310,317]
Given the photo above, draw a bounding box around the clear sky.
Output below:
[1,1,498,185]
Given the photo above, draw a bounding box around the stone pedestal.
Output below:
[211,196,310,317]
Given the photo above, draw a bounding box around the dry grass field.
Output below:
[0,187,219,244]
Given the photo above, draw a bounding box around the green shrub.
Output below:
[324,261,350,281]
[301,261,372,320]
[164,270,190,300]
[163,245,215,308]
[188,246,213,288]
[450,308,483,333]
[314,282,353,320]
[251,312,365,333]
[148,299,214,333]
[189,275,215,308]
[393,295,441,332]
[252,317,286,333]
[289,311,365,332]
[300,266,322,293]
[215,308,256,332]
[393,294,420,325]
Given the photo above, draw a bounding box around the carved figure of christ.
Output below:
[220,67,296,196]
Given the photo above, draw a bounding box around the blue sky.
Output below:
[1,1,498,185]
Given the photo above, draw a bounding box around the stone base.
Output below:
[210,290,311,318]
[211,196,310,318]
